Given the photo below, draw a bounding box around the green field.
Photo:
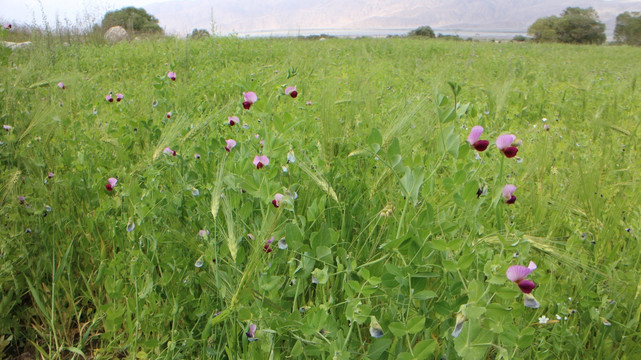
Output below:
[1,36,641,359]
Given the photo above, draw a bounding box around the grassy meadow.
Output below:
[1,33,641,359]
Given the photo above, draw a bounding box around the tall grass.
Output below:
[1,34,641,359]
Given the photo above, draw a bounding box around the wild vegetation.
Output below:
[1,26,641,359]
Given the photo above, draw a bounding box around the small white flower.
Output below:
[538,315,549,325]
[556,314,562,320]
[542,117,547,122]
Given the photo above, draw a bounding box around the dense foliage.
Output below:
[1,35,641,359]
[615,11,641,46]
[101,7,163,34]
[408,26,435,38]
[528,7,606,44]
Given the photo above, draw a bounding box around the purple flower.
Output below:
[48,172,54,179]
[285,86,298,98]
[3,23,12,30]
[225,139,236,152]
[198,229,209,237]
[57,82,66,90]
[506,261,537,294]
[246,324,258,341]
[228,116,239,126]
[168,71,176,81]
[496,134,518,158]
[467,126,489,151]
[272,193,284,208]
[3,125,11,131]
[243,92,257,109]
[502,184,517,204]
[194,153,201,159]
[105,94,113,102]
[166,111,172,119]
[253,155,269,169]
[116,93,124,102]
[105,177,118,191]
[264,237,274,253]
[163,147,176,156]
[18,196,25,204]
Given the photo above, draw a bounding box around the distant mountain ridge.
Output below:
[145,0,641,36]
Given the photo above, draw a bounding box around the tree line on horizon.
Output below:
[526,7,641,45]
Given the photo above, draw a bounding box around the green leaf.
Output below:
[413,339,437,358]
[388,322,407,337]
[413,290,437,300]
[258,275,283,291]
[368,128,383,153]
[367,338,392,359]
[406,316,425,334]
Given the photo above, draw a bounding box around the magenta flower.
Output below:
[253,155,269,169]
[116,93,124,102]
[243,91,257,109]
[3,23,11,30]
[18,196,25,204]
[48,172,54,179]
[198,229,209,237]
[194,153,201,159]
[306,101,312,106]
[506,261,537,294]
[285,86,298,98]
[228,116,239,126]
[467,126,489,151]
[544,124,550,131]
[496,134,518,158]
[225,139,236,152]
[163,147,176,156]
[502,184,517,204]
[57,82,66,90]
[272,193,284,208]
[168,71,176,81]
[166,111,172,119]
[105,177,117,191]
[105,94,113,102]
[3,125,11,131]
[264,237,274,253]
[246,324,258,341]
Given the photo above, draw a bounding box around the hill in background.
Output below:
[145,0,641,36]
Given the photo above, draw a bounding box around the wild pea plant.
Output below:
[0,36,640,359]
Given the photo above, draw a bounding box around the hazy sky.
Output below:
[1,0,160,26]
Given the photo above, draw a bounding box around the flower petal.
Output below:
[506,264,532,282]
[496,134,516,150]
[467,126,484,145]
[502,184,517,201]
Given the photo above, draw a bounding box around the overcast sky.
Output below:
[0,0,160,26]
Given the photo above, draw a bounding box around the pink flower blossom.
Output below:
[272,193,284,208]
[198,229,209,237]
[253,155,269,169]
[467,126,489,151]
[306,101,312,106]
[285,86,298,98]
[116,93,124,102]
[506,261,537,294]
[243,91,257,109]
[246,324,258,340]
[3,23,11,30]
[105,94,113,102]
[228,116,239,126]
[163,147,176,156]
[264,237,274,253]
[166,111,172,119]
[496,134,518,158]
[194,153,201,159]
[225,139,236,152]
[105,177,118,191]
[3,125,11,131]
[502,184,517,204]
[57,82,65,90]
[168,71,176,81]
[48,172,54,179]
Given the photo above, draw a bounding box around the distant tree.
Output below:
[528,7,605,44]
[512,35,528,42]
[101,7,163,34]
[528,16,559,42]
[556,7,605,44]
[614,11,641,46]
[190,28,210,39]
[409,26,435,38]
